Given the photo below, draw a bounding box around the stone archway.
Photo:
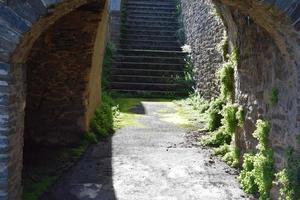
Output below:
[0,0,108,198]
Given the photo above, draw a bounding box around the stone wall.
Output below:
[215,0,300,162]
[25,3,106,145]
[181,0,300,197]
[215,1,300,198]
[180,0,226,100]
[0,0,108,199]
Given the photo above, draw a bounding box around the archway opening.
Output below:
[20,1,108,198]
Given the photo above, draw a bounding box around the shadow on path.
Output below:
[41,137,116,200]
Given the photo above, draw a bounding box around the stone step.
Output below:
[123,24,178,31]
[125,19,179,27]
[111,75,180,84]
[110,89,187,97]
[126,2,176,8]
[117,49,186,57]
[126,15,177,22]
[121,34,178,41]
[110,81,181,91]
[111,68,184,76]
[120,39,180,48]
[126,0,176,6]
[127,11,177,18]
[122,29,177,36]
[110,0,186,97]
[114,62,183,71]
[120,44,181,51]
[126,6,177,12]
[116,55,185,64]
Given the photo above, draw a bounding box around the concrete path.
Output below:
[43,101,250,200]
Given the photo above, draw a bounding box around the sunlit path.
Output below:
[43,100,249,200]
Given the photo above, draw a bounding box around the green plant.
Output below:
[185,92,209,113]
[221,104,238,134]
[182,55,196,92]
[236,106,246,127]
[84,132,98,144]
[270,88,279,106]
[239,120,274,200]
[207,98,225,131]
[90,92,116,138]
[275,147,300,200]
[239,153,258,194]
[219,59,235,101]
[223,147,240,168]
[202,127,232,147]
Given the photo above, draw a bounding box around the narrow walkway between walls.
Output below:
[43,99,250,200]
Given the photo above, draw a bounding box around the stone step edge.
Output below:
[123,24,178,29]
[120,39,180,44]
[111,82,179,86]
[126,1,177,6]
[111,89,187,94]
[117,49,185,54]
[113,62,183,66]
[125,20,179,24]
[123,28,177,32]
[126,5,177,12]
[111,68,183,73]
[111,75,181,78]
[116,55,184,60]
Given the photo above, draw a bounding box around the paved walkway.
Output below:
[43,101,250,200]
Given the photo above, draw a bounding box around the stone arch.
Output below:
[0,0,108,198]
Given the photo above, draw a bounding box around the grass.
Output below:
[173,94,208,131]
[23,176,58,200]
[113,98,145,129]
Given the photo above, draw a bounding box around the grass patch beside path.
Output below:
[113,98,171,129]
[171,97,208,131]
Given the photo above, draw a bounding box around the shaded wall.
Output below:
[180,0,226,99]
[25,3,108,145]
[0,0,108,199]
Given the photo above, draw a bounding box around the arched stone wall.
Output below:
[214,1,299,198]
[0,0,108,199]
[181,0,299,197]
[214,0,300,161]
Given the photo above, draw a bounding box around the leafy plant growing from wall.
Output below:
[275,145,300,200]
[239,120,274,200]
[219,51,237,102]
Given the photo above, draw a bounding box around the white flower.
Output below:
[181,44,192,53]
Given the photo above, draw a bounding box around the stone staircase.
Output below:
[110,0,187,96]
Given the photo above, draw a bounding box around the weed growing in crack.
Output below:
[269,88,279,106]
